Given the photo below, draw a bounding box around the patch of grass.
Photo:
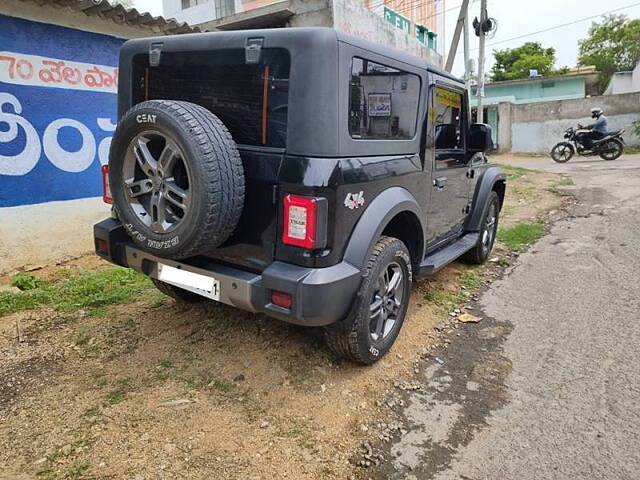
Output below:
[74,326,91,346]
[209,378,235,393]
[497,222,546,252]
[0,267,152,317]
[67,460,89,479]
[275,425,303,438]
[146,290,167,308]
[424,289,462,311]
[107,316,138,339]
[11,272,41,291]
[157,359,174,369]
[546,176,574,194]
[497,163,540,181]
[106,378,132,405]
[459,268,483,291]
[83,406,101,418]
[36,467,58,480]
[496,257,511,267]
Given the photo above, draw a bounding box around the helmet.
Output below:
[591,107,603,119]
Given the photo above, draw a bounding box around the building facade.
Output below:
[470,72,600,149]
[163,0,443,63]
[604,63,640,95]
[363,0,444,55]
[0,0,197,274]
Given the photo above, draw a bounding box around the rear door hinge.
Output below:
[149,42,164,67]
[245,38,264,64]
[272,185,278,204]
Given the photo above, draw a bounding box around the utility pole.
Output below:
[463,5,471,95]
[445,0,470,73]
[476,0,488,123]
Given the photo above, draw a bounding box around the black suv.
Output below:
[95,28,505,364]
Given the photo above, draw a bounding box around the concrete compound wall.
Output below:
[497,92,640,154]
[0,6,143,274]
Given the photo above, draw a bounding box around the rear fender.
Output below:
[465,166,506,232]
[343,187,425,272]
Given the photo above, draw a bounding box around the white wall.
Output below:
[511,114,640,154]
[162,0,245,24]
[0,199,111,275]
[632,63,640,92]
[163,0,216,24]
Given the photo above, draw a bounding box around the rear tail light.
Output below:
[101,165,112,204]
[271,290,292,310]
[283,195,326,249]
[96,238,110,255]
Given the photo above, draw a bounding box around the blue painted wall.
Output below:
[0,14,124,207]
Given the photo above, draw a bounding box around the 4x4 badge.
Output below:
[344,191,365,210]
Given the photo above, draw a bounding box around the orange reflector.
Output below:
[271,291,292,310]
[101,165,112,204]
[96,239,110,255]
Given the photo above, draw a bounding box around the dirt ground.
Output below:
[0,157,568,480]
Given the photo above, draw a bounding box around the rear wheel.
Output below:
[599,139,624,161]
[551,142,574,163]
[463,191,500,264]
[324,237,412,365]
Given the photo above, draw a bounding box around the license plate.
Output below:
[157,263,220,301]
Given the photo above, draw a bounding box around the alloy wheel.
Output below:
[369,262,405,342]
[122,131,192,234]
[482,202,498,256]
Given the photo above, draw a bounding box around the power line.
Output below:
[468,1,640,51]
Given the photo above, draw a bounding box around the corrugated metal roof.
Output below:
[18,0,202,35]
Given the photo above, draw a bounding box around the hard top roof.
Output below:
[126,27,461,83]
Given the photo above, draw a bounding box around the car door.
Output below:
[425,83,470,246]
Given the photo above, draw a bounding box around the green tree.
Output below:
[490,42,566,81]
[578,14,640,92]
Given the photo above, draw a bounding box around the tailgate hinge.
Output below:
[149,42,164,67]
[245,38,264,64]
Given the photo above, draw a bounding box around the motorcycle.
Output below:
[550,125,626,163]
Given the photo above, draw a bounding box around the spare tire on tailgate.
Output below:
[109,100,245,260]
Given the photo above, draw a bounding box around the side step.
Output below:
[418,233,479,277]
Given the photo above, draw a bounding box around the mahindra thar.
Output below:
[95,28,505,364]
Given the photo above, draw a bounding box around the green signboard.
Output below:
[384,6,411,34]
[428,31,438,50]
[415,24,428,44]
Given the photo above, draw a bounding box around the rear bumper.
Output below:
[94,219,361,327]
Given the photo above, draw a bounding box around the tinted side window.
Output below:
[349,58,420,140]
[431,86,465,169]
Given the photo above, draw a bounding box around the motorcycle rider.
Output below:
[582,107,608,149]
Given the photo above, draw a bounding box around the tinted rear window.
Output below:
[134,49,290,148]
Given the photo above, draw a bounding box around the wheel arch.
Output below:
[465,166,507,232]
[343,187,425,272]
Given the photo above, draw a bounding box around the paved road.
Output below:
[379,154,640,480]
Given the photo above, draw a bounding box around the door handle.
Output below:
[433,177,447,190]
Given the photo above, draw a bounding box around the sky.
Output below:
[444,0,640,76]
[132,0,640,77]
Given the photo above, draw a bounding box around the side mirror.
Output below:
[469,123,493,153]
